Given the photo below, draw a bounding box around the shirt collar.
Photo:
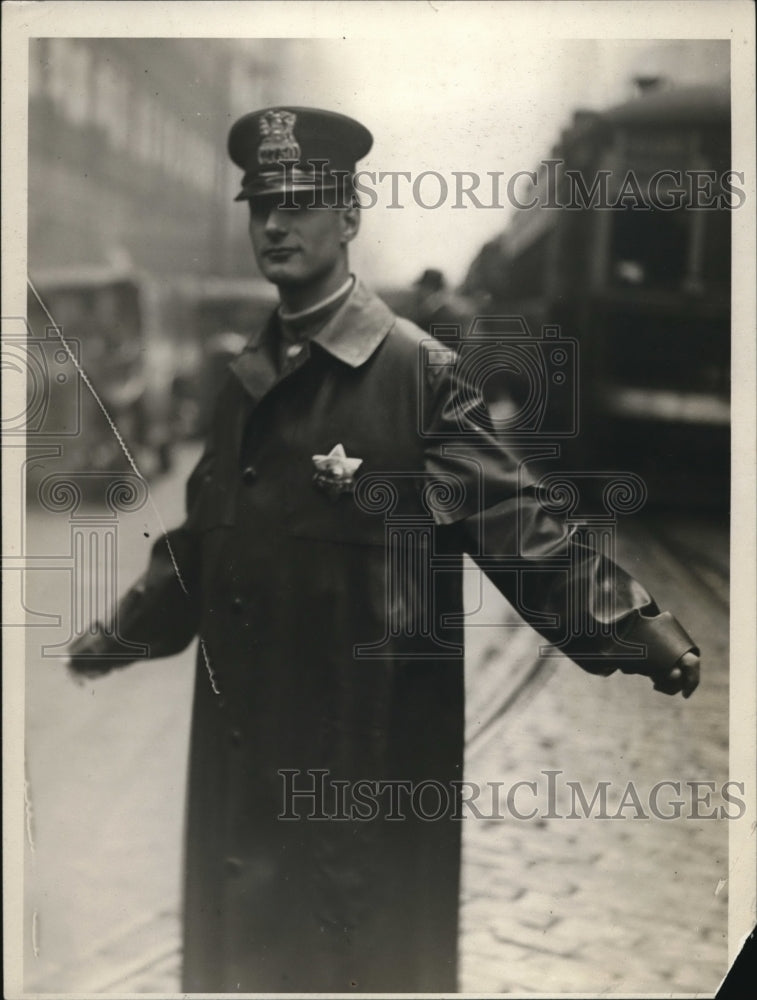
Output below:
[278,274,355,325]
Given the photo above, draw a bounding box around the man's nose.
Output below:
[263,208,289,236]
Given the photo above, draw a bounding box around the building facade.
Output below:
[28,38,294,277]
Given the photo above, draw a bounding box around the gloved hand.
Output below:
[651,650,700,698]
[64,624,121,683]
[64,655,114,685]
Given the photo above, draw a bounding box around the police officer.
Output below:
[68,107,700,993]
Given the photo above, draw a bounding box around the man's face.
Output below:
[248,194,359,289]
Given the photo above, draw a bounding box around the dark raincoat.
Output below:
[71,281,696,993]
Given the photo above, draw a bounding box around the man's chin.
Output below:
[260,262,305,286]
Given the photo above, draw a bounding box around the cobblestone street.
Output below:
[459,512,730,994]
[19,446,733,995]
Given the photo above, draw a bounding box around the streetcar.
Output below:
[462,82,731,506]
[24,267,179,494]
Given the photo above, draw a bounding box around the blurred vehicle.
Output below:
[462,82,731,506]
[168,276,277,439]
[25,266,180,494]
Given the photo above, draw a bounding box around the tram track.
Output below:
[631,513,730,610]
[465,510,729,758]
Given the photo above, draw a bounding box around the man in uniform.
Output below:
[68,107,700,993]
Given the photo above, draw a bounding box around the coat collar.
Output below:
[229,279,396,402]
[309,278,396,367]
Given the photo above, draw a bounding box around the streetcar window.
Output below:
[610,207,689,289]
[507,233,548,299]
[92,283,142,343]
[702,209,731,289]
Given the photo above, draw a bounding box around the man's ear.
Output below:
[339,206,360,245]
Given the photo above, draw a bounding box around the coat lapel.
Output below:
[228,312,280,405]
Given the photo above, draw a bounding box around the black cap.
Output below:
[228,106,373,202]
[415,268,446,291]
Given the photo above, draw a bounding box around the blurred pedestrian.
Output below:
[66,105,700,993]
[409,267,470,334]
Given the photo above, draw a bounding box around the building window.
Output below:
[94,57,129,149]
[47,39,92,124]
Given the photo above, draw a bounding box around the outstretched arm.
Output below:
[423,350,700,697]
[66,443,214,679]
[66,523,201,679]
[442,493,700,698]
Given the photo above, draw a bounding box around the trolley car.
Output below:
[463,83,731,506]
[24,267,179,495]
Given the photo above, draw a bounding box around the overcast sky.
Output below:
[251,33,728,288]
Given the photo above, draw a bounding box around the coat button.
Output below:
[229,727,243,748]
[231,597,244,614]
[241,465,257,485]
[224,856,244,877]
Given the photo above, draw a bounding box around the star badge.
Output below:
[312,443,363,498]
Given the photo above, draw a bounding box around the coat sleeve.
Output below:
[422,350,698,679]
[67,446,212,675]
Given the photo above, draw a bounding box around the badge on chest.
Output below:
[312,443,363,499]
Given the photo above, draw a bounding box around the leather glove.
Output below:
[651,650,700,698]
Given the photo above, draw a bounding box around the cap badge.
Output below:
[258,109,301,166]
